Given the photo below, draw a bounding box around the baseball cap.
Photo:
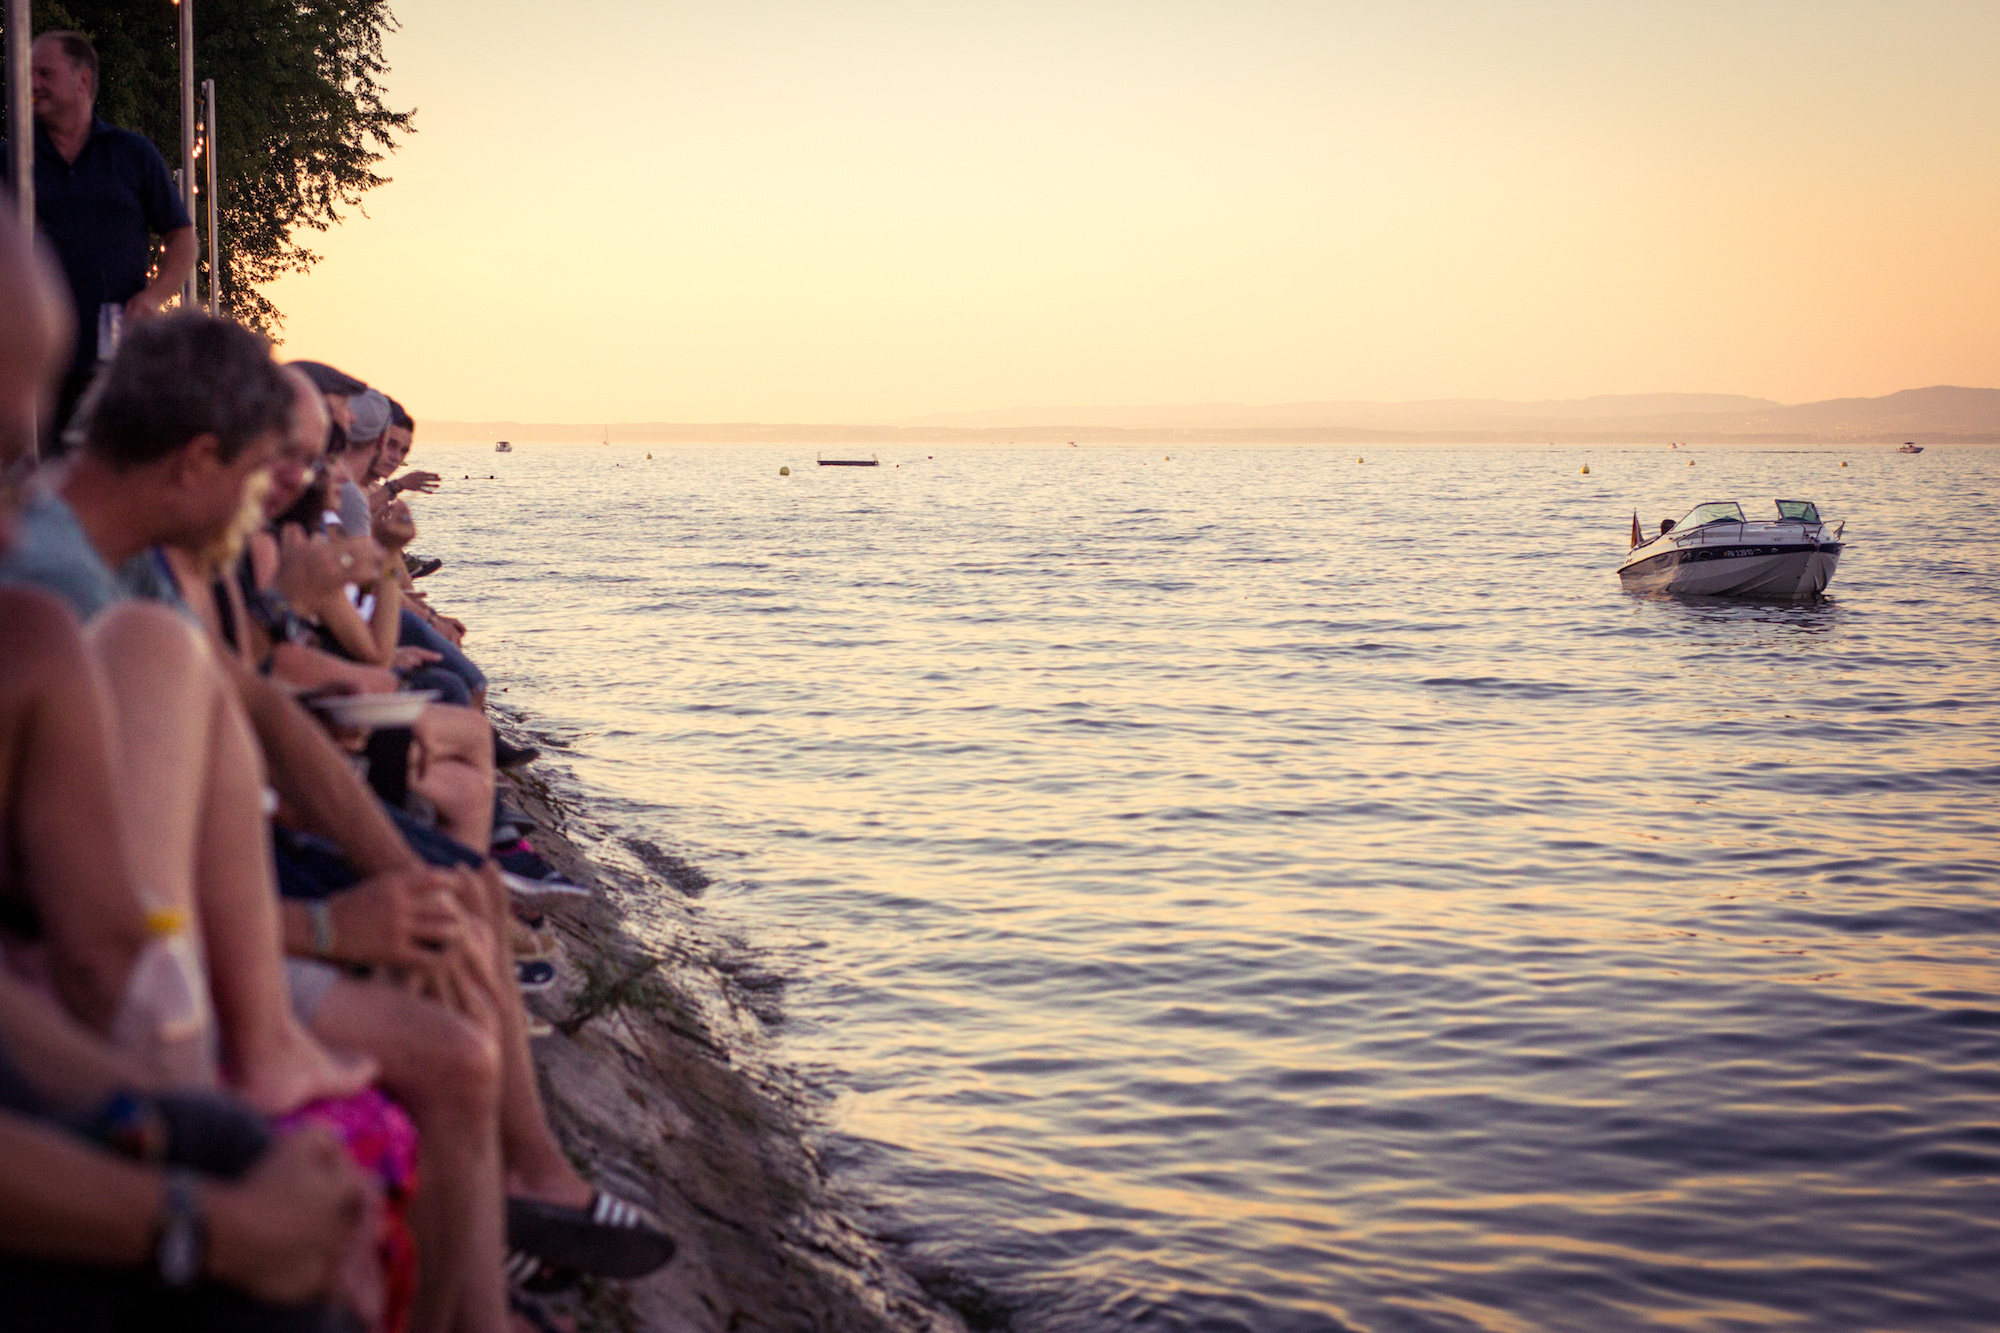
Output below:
[347,388,391,442]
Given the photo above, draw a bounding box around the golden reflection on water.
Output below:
[424,443,2000,1330]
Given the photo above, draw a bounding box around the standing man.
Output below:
[4,31,196,442]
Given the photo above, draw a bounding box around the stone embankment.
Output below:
[499,750,968,1333]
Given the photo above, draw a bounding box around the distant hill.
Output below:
[899,393,1787,430]
[421,385,2000,445]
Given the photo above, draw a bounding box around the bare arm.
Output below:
[279,866,466,968]
[0,1113,168,1266]
[219,655,422,877]
[267,641,399,697]
[365,562,402,661]
[0,968,155,1113]
[1,590,149,1031]
[0,1114,367,1305]
[313,580,395,666]
[129,226,196,320]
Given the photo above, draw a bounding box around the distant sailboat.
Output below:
[602,425,609,446]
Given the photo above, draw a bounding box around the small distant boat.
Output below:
[494,441,513,453]
[1896,442,1923,454]
[1619,499,1844,597]
[816,453,878,467]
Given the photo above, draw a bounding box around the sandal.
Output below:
[506,1192,676,1280]
[504,1248,577,1295]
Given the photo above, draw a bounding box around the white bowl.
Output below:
[305,689,438,730]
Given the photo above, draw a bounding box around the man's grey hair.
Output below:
[36,31,98,95]
[72,313,292,471]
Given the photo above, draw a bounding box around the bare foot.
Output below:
[237,1019,378,1115]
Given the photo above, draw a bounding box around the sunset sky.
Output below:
[267,0,2000,424]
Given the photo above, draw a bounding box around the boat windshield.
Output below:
[1774,500,1820,522]
[1674,501,1745,529]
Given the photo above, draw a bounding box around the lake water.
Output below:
[417,441,2000,1332]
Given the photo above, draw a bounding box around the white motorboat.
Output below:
[1619,499,1844,597]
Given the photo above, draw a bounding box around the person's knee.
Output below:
[315,984,498,1122]
[425,1012,501,1122]
[377,996,499,1124]
[405,666,470,707]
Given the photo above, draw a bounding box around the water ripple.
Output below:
[421,442,2000,1331]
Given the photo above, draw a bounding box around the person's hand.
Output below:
[327,867,468,966]
[202,1127,372,1305]
[273,525,348,607]
[392,645,440,672]
[373,499,417,553]
[431,614,466,645]
[123,289,170,323]
[394,470,441,495]
[275,526,384,608]
[416,867,506,1025]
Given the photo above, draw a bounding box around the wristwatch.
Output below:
[308,899,337,957]
[155,1168,207,1288]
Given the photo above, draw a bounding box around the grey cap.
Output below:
[347,388,392,442]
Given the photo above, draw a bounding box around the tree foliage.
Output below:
[8,0,414,333]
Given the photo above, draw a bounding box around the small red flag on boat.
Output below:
[1630,511,1641,548]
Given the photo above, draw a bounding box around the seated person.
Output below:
[4,307,669,1316]
[373,490,485,708]
[0,213,367,1331]
[377,401,441,502]
[1,310,372,1117]
[0,314,512,1330]
[0,977,369,1333]
[249,385,479,706]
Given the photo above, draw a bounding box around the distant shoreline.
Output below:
[419,424,2000,447]
[417,384,2000,446]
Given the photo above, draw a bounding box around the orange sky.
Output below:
[267,0,2000,423]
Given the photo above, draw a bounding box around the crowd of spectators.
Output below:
[0,52,674,1329]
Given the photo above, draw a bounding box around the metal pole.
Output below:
[5,0,33,460]
[177,0,195,309]
[5,0,30,231]
[202,78,217,316]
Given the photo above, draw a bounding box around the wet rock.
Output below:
[503,768,964,1333]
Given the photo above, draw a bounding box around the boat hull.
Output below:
[1619,542,1841,597]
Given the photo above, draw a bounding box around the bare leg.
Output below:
[408,705,496,853]
[447,866,592,1207]
[87,601,373,1111]
[313,977,508,1333]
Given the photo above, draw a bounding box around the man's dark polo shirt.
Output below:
[2,117,190,373]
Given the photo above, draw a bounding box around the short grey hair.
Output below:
[36,31,98,95]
